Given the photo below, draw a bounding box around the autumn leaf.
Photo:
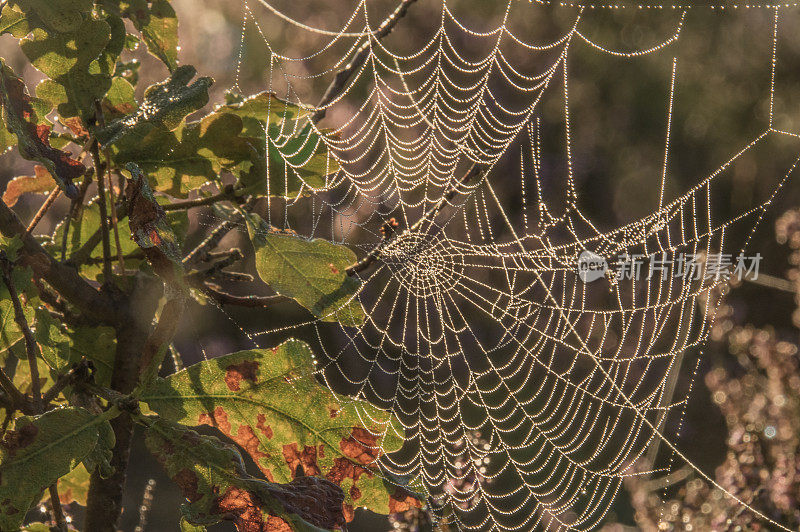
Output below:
[2,165,55,207]
[142,338,420,521]
[145,417,343,531]
[0,60,83,197]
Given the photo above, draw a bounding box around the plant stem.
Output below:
[162,184,241,211]
[0,252,42,409]
[25,186,60,234]
[312,0,419,124]
[95,100,126,274]
[48,484,68,532]
[90,139,113,281]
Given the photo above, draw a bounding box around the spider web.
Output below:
[204,1,800,530]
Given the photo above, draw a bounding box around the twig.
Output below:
[162,184,243,211]
[201,282,286,307]
[215,270,254,282]
[182,219,238,265]
[67,202,128,267]
[61,167,94,261]
[742,272,796,293]
[48,484,68,532]
[42,358,91,404]
[169,344,184,372]
[25,187,60,234]
[133,479,156,532]
[95,100,126,274]
[346,163,482,275]
[185,249,243,283]
[84,250,145,265]
[0,366,24,410]
[90,139,113,280]
[312,0,419,124]
[0,251,42,409]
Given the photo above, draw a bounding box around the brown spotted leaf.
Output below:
[144,418,341,531]
[142,339,419,521]
[124,162,183,284]
[0,408,112,529]
[0,61,82,197]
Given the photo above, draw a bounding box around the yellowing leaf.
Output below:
[247,213,365,326]
[142,339,418,521]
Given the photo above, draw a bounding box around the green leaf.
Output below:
[0,255,33,355]
[50,194,141,279]
[31,308,116,388]
[0,61,84,197]
[180,517,207,532]
[110,111,258,198]
[0,407,112,529]
[220,92,339,198]
[102,0,178,71]
[142,339,417,520]
[12,0,92,33]
[96,65,212,147]
[145,418,342,531]
[101,75,137,120]
[265,123,337,197]
[129,0,178,71]
[0,4,32,38]
[246,213,365,326]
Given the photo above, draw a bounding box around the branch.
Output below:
[184,248,243,283]
[61,167,94,261]
[162,184,243,211]
[95,100,126,274]
[311,0,419,124]
[0,200,118,324]
[347,163,482,275]
[200,282,286,308]
[182,218,238,265]
[67,202,128,267]
[48,484,68,532]
[25,186,60,234]
[90,140,113,280]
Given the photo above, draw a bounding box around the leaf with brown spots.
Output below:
[0,60,82,198]
[144,417,342,531]
[0,407,113,530]
[142,338,422,520]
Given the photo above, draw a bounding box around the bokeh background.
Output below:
[3,1,800,530]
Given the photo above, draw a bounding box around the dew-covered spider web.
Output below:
[202,1,800,530]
